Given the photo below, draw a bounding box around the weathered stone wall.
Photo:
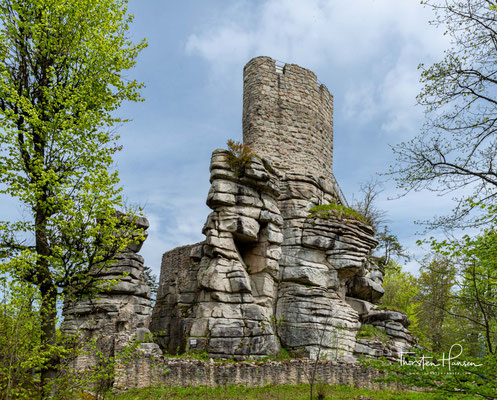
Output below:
[116,358,400,391]
[150,243,203,354]
[243,56,334,181]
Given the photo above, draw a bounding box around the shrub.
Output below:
[225,139,256,176]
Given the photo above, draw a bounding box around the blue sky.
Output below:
[113,0,458,277]
[0,0,459,277]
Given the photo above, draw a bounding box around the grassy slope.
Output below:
[109,384,463,400]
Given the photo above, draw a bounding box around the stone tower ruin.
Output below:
[242,57,334,182]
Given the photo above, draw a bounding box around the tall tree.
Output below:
[0,0,146,395]
[417,255,457,352]
[390,0,497,228]
[431,223,497,355]
[381,262,422,341]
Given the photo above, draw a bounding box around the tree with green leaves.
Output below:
[416,255,457,352]
[380,261,423,342]
[374,228,409,270]
[372,210,497,397]
[390,0,497,228]
[429,216,497,356]
[0,277,41,399]
[0,0,146,395]
[370,231,497,398]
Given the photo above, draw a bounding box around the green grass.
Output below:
[374,304,405,313]
[259,348,292,362]
[108,384,465,400]
[161,350,238,363]
[356,324,391,344]
[308,203,368,224]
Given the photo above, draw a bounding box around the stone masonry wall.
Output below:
[117,358,401,391]
[150,243,203,354]
[242,56,334,181]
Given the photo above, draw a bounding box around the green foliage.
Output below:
[51,336,151,400]
[0,0,146,394]
[259,348,292,362]
[110,383,454,400]
[308,203,369,224]
[226,139,256,176]
[0,276,154,400]
[0,278,41,399]
[416,256,457,352]
[163,349,239,363]
[374,229,409,269]
[381,263,422,342]
[426,222,497,356]
[366,350,497,400]
[356,324,390,344]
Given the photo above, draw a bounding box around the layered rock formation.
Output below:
[153,150,283,359]
[62,216,161,372]
[352,303,417,361]
[150,56,416,361]
[151,147,416,361]
[63,56,416,372]
[276,181,380,359]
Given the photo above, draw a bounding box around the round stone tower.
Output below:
[242,56,334,180]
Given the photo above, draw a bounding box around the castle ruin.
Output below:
[63,56,416,388]
[150,56,415,360]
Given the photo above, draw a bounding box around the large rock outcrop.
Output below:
[62,216,161,373]
[150,56,417,361]
[152,150,283,359]
[151,148,416,361]
[275,174,377,359]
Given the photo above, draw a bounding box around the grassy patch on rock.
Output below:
[308,203,369,224]
[356,324,391,344]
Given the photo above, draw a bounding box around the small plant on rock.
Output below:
[226,139,256,176]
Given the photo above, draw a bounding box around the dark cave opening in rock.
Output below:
[233,223,269,274]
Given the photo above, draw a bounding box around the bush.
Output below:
[225,139,256,176]
[0,279,42,399]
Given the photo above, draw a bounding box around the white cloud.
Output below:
[185,0,450,137]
